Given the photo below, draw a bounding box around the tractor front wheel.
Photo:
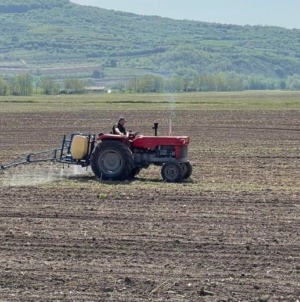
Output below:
[181,162,193,179]
[161,163,183,182]
[90,141,134,181]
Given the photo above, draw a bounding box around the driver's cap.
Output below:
[119,117,127,122]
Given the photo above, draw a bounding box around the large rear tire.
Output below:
[181,162,193,179]
[90,141,134,181]
[161,163,183,182]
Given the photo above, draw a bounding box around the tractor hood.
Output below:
[132,136,190,149]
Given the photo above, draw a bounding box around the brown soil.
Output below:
[0,109,300,301]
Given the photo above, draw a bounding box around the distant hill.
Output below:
[1,0,300,79]
[0,0,69,13]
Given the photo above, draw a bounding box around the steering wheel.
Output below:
[129,131,139,139]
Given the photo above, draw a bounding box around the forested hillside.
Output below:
[0,0,69,13]
[1,0,300,80]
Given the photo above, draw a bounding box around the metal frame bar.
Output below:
[0,133,96,171]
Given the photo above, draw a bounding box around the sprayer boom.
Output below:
[0,149,60,171]
[0,133,96,172]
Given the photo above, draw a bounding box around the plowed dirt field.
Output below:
[0,93,300,301]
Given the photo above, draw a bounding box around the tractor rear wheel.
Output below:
[181,162,193,179]
[161,163,183,182]
[90,141,134,181]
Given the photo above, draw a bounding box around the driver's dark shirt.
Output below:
[112,123,126,135]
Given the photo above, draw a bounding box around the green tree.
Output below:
[136,74,164,93]
[287,75,300,90]
[7,76,20,95]
[0,76,7,95]
[92,69,103,78]
[193,75,213,92]
[226,73,244,91]
[17,74,33,95]
[279,80,286,90]
[110,59,117,68]
[168,77,185,92]
[246,76,267,90]
[126,77,137,93]
[85,78,95,86]
[40,77,60,95]
[63,78,85,93]
[6,74,33,96]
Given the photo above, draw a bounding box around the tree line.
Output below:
[0,75,86,96]
[122,73,300,93]
[1,73,300,96]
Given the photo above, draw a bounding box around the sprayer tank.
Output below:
[70,135,89,160]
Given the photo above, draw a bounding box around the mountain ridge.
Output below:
[0,0,69,13]
[0,0,300,79]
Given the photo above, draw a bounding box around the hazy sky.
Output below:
[70,0,300,29]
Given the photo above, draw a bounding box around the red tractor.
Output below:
[1,123,193,182]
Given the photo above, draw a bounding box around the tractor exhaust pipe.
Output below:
[169,118,172,136]
[152,122,159,136]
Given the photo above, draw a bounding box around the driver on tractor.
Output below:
[112,117,128,137]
